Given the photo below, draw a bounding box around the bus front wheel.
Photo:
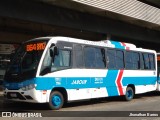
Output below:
[49,91,64,110]
[125,87,134,101]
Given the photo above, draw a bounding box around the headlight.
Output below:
[28,84,36,90]
[21,84,36,91]
[21,86,27,91]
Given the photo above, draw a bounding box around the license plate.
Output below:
[10,93,17,98]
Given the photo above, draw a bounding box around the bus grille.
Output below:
[6,92,33,100]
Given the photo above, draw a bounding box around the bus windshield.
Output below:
[5,39,48,82]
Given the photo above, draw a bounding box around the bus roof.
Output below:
[28,36,156,53]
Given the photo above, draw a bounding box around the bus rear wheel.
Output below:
[125,87,134,101]
[49,91,64,110]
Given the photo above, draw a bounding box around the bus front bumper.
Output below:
[3,88,49,103]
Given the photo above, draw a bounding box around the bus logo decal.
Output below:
[55,78,61,85]
[71,80,87,85]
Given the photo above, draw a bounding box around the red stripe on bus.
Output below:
[117,70,124,95]
[121,42,130,50]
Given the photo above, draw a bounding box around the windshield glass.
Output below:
[5,39,48,82]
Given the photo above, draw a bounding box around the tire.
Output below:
[49,91,64,110]
[125,87,134,101]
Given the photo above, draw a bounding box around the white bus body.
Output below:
[3,37,158,110]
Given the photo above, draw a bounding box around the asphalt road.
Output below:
[1,91,160,120]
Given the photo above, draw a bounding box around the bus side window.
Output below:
[84,46,106,69]
[132,52,140,69]
[140,53,144,69]
[95,48,106,68]
[84,47,95,68]
[106,49,116,69]
[125,51,133,69]
[74,45,84,68]
[125,51,140,70]
[116,50,124,69]
[53,50,71,67]
[149,54,155,70]
[143,53,150,69]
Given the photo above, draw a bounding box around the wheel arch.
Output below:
[50,87,68,103]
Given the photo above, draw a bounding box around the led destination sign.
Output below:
[26,42,46,52]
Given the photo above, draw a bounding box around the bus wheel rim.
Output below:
[52,95,61,107]
[127,90,133,99]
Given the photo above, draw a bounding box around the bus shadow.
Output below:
[63,96,125,109]
[2,101,49,111]
[64,91,160,108]
[134,91,160,99]
[1,96,125,111]
[2,97,124,111]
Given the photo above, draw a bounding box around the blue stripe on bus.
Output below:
[4,71,157,97]
[105,70,119,96]
[122,77,156,86]
[35,76,157,89]
[4,76,157,90]
[110,41,125,49]
[3,78,36,90]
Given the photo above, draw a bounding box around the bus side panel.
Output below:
[122,70,157,94]
[36,69,157,102]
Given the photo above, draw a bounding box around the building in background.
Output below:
[0,0,160,82]
[0,44,19,83]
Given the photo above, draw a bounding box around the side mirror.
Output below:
[50,46,58,57]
